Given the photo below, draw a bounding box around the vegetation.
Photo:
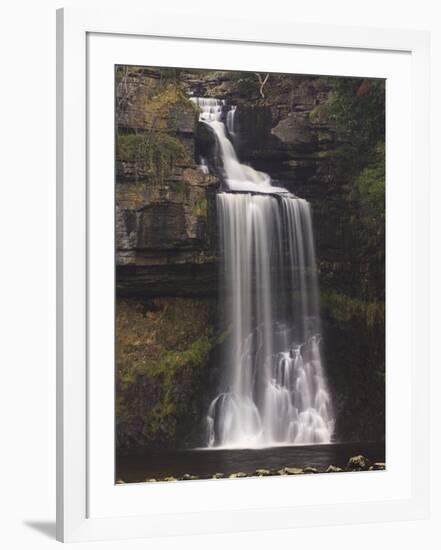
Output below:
[351,144,385,253]
[311,77,385,189]
[116,72,196,185]
[116,297,217,447]
[312,79,385,440]
[117,132,187,185]
[321,291,384,329]
[313,77,386,301]
[191,197,208,217]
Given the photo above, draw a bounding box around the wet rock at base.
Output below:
[163,476,178,481]
[115,479,125,484]
[370,462,386,471]
[255,469,272,477]
[182,473,199,480]
[303,467,319,474]
[346,455,371,471]
[281,467,304,475]
[145,478,157,482]
[326,465,343,473]
[229,472,248,479]
[212,472,225,479]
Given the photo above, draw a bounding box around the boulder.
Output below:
[282,467,304,475]
[182,474,199,480]
[326,465,343,474]
[255,469,272,477]
[271,112,316,151]
[346,455,371,471]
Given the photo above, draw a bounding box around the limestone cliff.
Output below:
[116,67,219,297]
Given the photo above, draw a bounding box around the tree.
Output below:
[255,73,270,99]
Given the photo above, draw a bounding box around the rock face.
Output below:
[271,112,316,148]
[116,67,220,298]
[116,297,218,448]
[115,68,222,449]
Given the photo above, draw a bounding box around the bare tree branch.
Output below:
[255,72,270,99]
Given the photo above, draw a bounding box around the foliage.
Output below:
[228,71,262,99]
[317,77,386,299]
[157,67,183,86]
[321,291,385,329]
[191,197,208,217]
[149,83,199,116]
[117,132,187,185]
[116,78,198,185]
[116,298,217,446]
[351,144,385,244]
[320,77,385,168]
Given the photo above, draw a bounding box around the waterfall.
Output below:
[191,97,287,194]
[192,97,335,448]
[226,105,236,138]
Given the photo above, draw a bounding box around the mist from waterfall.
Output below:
[192,97,335,448]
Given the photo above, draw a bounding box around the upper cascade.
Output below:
[190,96,291,195]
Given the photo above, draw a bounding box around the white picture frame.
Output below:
[56,7,430,543]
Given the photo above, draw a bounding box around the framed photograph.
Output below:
[56,7,430,543]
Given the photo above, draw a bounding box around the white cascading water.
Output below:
[190,97,287,194]
[192,97,334,448]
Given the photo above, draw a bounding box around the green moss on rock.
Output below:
[351,144,385,242]
[191,197,208,217]
[321,291,384,329]
[116,297,217,448]
[117,132,188,186]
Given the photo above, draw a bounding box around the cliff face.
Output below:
[116,67,385,449]
[116,68,219,297]
[115,68,223,448]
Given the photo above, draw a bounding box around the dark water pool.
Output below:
[116,441,385,483]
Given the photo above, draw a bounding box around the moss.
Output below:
[146,401,177,438]
[117,80,198,185]
[352,145,385,230]
[117,132,188,185]
[142,334,213,378]
[149,83,199,118]
[116,297,218,446]
[169,180,186,193]
[309,104,329,124]
[191,197,208,217]
[321,291,384,329]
